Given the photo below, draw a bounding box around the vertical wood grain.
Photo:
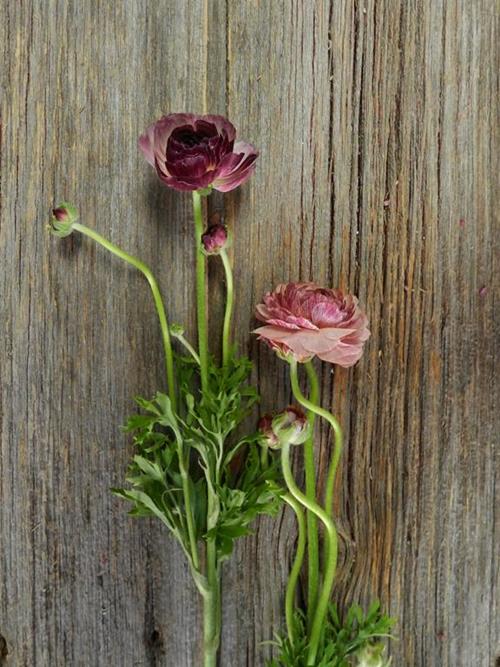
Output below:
[0,1,498,666]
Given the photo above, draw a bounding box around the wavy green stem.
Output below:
[303,361,320,624]
[280,439,338,666]
[288,358,344,665]
[192,192,209,392]
[171,330,201,364]
[72,222,176,410]
[283,492,307,647]
[295,361,343,575]
[219,248,234,366]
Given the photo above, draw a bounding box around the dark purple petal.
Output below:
[201,115,237,142]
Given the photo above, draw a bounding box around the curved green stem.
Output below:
[192,192,209,392]
[291,359,343,575]
[283,492,307,647]
[281,440,338,666]
[72,222,176,410]
[172,331,201,364]
[303,361,320,624]
[219,248,234,366]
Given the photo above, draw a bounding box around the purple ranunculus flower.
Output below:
[139,113,258,193]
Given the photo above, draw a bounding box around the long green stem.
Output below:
[283,492,307,647]
[281,440,338,666]
[303,361,320,624]
[192,192,209,392]
[179,465,200,571]
[203,482,221,666]
[72,222,176,410]
[291,360,343,577]
[172,331,201,364]
[219,248,234,366]
[202,545,220,667]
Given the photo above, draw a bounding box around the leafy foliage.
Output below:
[267,601,395,667]
[113,353,283,569]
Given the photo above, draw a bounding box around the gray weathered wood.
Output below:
[0,1,498,665]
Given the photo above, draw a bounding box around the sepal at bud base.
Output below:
[196,186,213,196]
[170,323,185,337]
[49,202,78,237]
[272,406,310,446]
[355,643,391,667]
[257,414,280,449]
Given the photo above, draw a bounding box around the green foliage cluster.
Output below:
[113,352,283,573]
[267,601,395,667]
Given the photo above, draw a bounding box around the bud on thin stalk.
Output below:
[258,406,310,450]
[355,643,392,667]
[201,224,229,255]
[49,202,78,237]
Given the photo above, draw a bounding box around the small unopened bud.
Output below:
[355,643,391,667]
[201,224,228,255]
[49,202,78,237]
[170,323,185,337]
[258,414,280,449]
[258,406,310,450]
[272,406,310,446]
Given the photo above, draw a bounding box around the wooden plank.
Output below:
[0,0,498,665]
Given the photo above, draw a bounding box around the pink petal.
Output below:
[213,141,258,192]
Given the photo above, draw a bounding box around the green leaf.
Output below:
[133,455,165,483]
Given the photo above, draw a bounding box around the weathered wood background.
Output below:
[1,1,498,665]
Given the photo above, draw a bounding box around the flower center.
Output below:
[173,128,204,147]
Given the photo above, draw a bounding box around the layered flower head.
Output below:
[139,113,258,192]
[254,282,370,367]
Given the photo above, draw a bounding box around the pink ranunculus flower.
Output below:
[254,282,370,367]
[139,113,258,193]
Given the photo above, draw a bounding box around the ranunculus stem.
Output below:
[192,192,209,392]
[219,248,234,367]
[171,330,201,364]
[202,527,220,666]
[283,492,307,647]
[321,421,343,573]
[303,361,320,625]
[179,464,200,571]
[71,222,176,410]
[296,361,343,580]
[280,439,338,666]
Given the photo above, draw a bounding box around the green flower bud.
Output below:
[272,406,310,446]
[258,406,310,450]
[355,643,391,667]
[170,323,185,337]
[49,202,78,237]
